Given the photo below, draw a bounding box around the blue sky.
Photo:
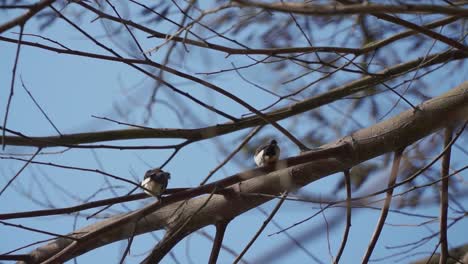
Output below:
[1,2,467,263]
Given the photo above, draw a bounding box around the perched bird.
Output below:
[254,139,280,167]
[141,168,170,199]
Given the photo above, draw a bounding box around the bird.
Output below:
[141,168,170,199]
[254,139,280,167]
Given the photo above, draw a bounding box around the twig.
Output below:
[439,127,453,264]
[118,223,138,264]
[334,170,352,264]
[20,77,62,136]
[208,221,229,264]
[200,126,262,185]
[233,191,288,263]
[0,147,41,197]
[2,25,24,149]
[0,156,147,191]
[361,148,405,263]
[0,50,465,148]
[0,220,79,240]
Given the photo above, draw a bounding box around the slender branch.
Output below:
[2,25,24,149]
[0,157,147,191]
[334,170,352,264]
[0,148,41,197]
[370,13,468,53]
[118,223,138,264]
[20,77,62,136]
[233,191,289,263]
[1,51,466,148]
[361,148,405,263]
[234,1,468,16]
[208,221,230,264]
[439,127,453,264]
[200,126,262,185]
[1,14,460,58]
[0,220,79,240]
[335,0,468,53]
[53,3,306,152]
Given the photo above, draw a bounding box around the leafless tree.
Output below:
[0,0,467,263]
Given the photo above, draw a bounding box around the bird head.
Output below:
[144,168,170,181]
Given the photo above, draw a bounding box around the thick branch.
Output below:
[21,82,468,263]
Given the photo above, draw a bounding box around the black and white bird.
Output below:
[141,168,170,199]
[254,139,280,167]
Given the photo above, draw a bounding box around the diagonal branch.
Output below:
[0,0,56,34]
[361,148,405,263]
[439,127,453,263]
[234,1,468,16]
[334,170,352,264]
[208,221,230,264]
[233,191,289,263]
[2,50,466,148]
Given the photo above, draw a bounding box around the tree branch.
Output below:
[2,50,466,148]
[439,127,453,264]
[208,221,230,264]
[18,81,468,263]
[362,148,405,263]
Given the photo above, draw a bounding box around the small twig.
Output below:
[1,156,146,191]
[20,76,62,136]
[200,126,262,185]
[233,191,289,263]
[334,170,352,264]
[2,25,24,149]
[439,127,453,264]
[208,221,229,264]
[320,201,333,261]
[118,223,138,264]
[0,191,147,220]
[0,147,41,197]
[104,0,148,60]
[256,206,321,262]
[87,187,139,219]
[0,220,79,240]
[361,148,405,263]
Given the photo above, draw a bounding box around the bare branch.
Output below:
[208,221,229,264]
[2,51,466,148]
[0,0,56,34]
[2,25,23,149]
[362,148,405,263]
[439,127,453,263]
[234,1,468,16]
[334,170,352,264]
[234,191,289,263]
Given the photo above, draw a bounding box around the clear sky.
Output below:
[1,2,467,264]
